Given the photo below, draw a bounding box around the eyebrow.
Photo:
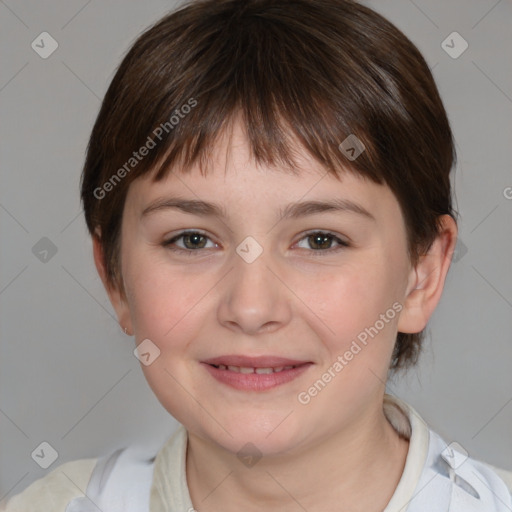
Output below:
[140,196,375,221]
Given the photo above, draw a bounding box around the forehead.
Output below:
[124,120,401,222]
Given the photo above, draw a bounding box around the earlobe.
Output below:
[397,215,458,334]
[92,228,134,335]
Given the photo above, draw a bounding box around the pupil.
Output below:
[185,233,205,249]
[311,234,330,250]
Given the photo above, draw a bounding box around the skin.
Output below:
[94,119,457,511]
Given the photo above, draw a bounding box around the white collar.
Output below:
[382,394,431,511]
[149,393,430,511]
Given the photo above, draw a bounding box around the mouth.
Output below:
[201,355,313,391]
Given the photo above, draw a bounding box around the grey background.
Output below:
[1,0,511,501]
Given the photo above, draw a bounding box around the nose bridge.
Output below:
[217,238,291,334]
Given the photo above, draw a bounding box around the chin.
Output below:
[193,412,308,458]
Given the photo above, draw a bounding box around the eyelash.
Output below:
[161,230,350,257]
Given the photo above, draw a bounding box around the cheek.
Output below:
[299,259,396,339]
[123,257,210,423]
[127,268,206,341]
[294,266,401,414]
[121,243,194,336]
[295,258,404,392]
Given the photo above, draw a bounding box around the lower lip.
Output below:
[202,363,313,391]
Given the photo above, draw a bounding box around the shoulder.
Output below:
[0,458,97,512]
[482,463,512,495]
[426,429,512,511]
[384,395,512,511]
[460,456,512,511]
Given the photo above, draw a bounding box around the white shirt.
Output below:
[3,394,511,511]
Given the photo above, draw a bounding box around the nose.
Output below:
[217,246,292,335]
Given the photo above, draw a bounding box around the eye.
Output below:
[162,230,217,253]
[295,230,349,255]
[162,229,349,256]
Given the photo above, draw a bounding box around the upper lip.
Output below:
[202,355,312,368]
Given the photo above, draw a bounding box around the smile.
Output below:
[201,356,313,391]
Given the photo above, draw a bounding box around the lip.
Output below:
[201,355,313,392]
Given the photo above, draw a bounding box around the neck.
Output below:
[186,399,409,512]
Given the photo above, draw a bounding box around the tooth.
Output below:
[255,367,274,374]
[217,364,297,374]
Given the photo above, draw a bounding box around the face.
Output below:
[111,121,417,457]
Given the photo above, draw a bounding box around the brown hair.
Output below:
[80,0,457,371]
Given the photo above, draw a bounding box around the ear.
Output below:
[92,227,133,335]
[397,215,458,334]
